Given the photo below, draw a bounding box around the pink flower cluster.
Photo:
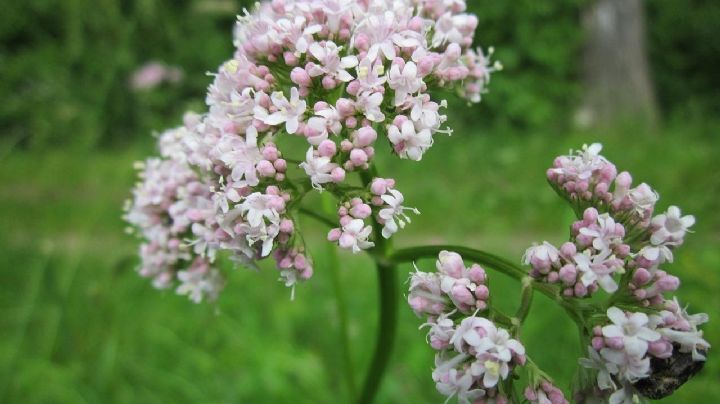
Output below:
[527,144,694,301]
[524,380,568,404]
[548,144,658,226]
[124,127,223,302]
[581,302,709,402]
[126,0,498,299]
[408,251,526,403]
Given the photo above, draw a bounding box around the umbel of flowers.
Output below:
[125,0,499,302]
[401,144,708,403]
[124,1,710,402]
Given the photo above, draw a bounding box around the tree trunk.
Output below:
[577,0,658,129]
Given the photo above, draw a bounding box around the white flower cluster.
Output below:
[581,302,710,403]
[408,251,527,403]
[527,144,695,303]
[535,144,710,402]
[124,125,224,302]
[126,0,497,300]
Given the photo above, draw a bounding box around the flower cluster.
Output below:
[126,0,498,300]
[526,144,694,301]
[580,302,709,403]
[524,380,568,404]
[124,125,223,302]
[408,251,527,403]
[533,144,710,401]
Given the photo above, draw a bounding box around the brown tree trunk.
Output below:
[577,0,658,129]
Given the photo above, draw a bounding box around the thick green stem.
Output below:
[356,259,398,404]
[356,165,399,404]
[321,194,356,398]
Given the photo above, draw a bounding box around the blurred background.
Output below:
[1,0,718,402]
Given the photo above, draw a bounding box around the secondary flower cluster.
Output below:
[525,144,694,301]
[522,143,709,402]
[408,251,531,403]
[125,0,498,301]
[580,301,709,403]
[124,126,224,302]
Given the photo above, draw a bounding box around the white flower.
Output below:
[176,261,223,303]
[307,41,358,82]
[551,143,607,181]
[355,91,385,122]
[256,87,307,134]
[599,348,651,382]
[338,219,374,253]
[299,147,336,189]
[239,219,280,257]
[240,192,281,228]
[378,189,420,238]
[602,307,661,357]
[522,242,560,269]
[628,183,658,216]
[579,346,618,390]
[355,57,387,92]
[214,126,263,186]
[637,244,674,267]
[573,249,621,293]
[432,354,485,404]
[650,205,695,245]
[469,327,525,388]
[408,96,447,130]
[388,61,423,105]
[432,12,465,47]
[579,213,622,251]
[388,120,433,161]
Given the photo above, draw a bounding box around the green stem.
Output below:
[389,245,559,300]
[356,163,398,404]
[356,258,397,404]
[298,207,336,228]
[321,194,356,398]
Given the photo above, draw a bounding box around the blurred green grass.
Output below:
[1,123,718,403]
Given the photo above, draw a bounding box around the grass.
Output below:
[0,123,719,403]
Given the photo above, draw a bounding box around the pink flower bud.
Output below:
[350,203,372,219]
[280,219,294,234]
[322,76,337,89]
[331,167,346,183]
[336,98,355,116]
[283,51,299,66]
[256,160,276,177]
[346,80,361,95]
[583,207,599,223]
[559,264,577,285]
[349,148,368,165]
[474,284,489,300]
[290,67,312,87]
[560,241,577,258]
[340,139,353,152]
[327,228,342,241]
[437,251,465,278]
[262,145,279,161]
[355,126,377,147]
[467,264,486,283]
[273,158,287,172]
[616,171,632,188]
[371,178,388,195]
[318,140,337,157]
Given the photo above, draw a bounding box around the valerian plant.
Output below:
[123,0,710,403]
